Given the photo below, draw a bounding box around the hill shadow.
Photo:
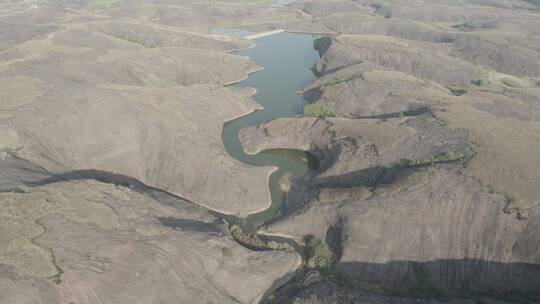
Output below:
[312,163,417,189]
[336,259,540,302]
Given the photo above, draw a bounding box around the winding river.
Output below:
[219,32,319,234]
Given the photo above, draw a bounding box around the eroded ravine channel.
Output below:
[219,32,319,237]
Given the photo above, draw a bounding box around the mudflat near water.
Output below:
[0,0,539,303]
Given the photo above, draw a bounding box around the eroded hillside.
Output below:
[1,0,539,303]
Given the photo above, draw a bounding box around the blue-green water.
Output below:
[221,32,319,231]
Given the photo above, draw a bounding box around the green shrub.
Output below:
[470,79,486,86]
[221,247,232,257]
[516,208,528,220]
[303,104,335,118]
[305,236,332,269]
[448,88,467,96]
[445,151,461,161]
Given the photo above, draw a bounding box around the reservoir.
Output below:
[221,32,319,232]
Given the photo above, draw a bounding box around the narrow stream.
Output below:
[219,32,319,234]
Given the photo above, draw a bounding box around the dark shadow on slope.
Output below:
[336,259,540,301]
[270,259,540,303]
[352,106,432,120]
[312,163,417,189]
[24,169,194,204]
[23,169,222,225]
[0,155,52,192]
[302,85,323,103]
[309,139,344,174]
[26,169,158,189]
[325,217,344,267]
[157,216,224,233]
[313,36,333,57]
